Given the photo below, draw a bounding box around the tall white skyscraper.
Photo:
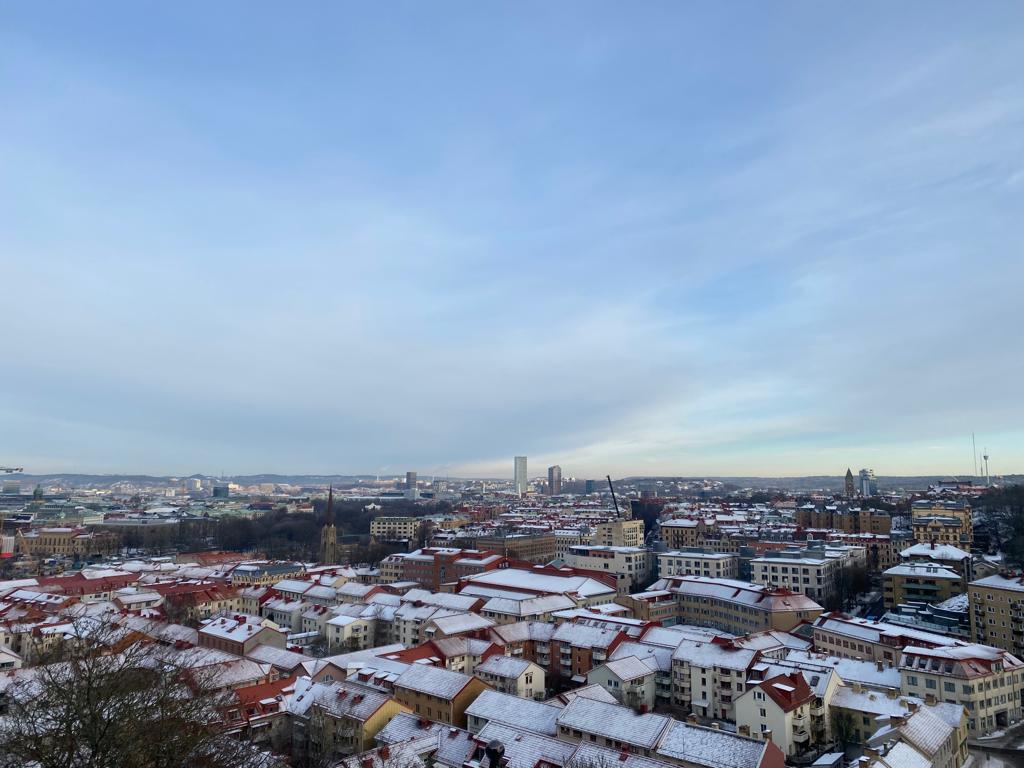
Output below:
[514,456,528,496]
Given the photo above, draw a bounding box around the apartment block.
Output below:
[657,550,738,580]
[563,545,653,593]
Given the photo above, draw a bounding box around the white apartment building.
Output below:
[563,545,653,593]
[750,553,843,604]
[658,550,738,580]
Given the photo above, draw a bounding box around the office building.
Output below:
[547,465,562,495]
[859,469,878,496]
[514,456,528,496]
[405,471,417,490]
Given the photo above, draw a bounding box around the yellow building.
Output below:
[969,574,1024,658]
[16,527,119,559]
[593,518,645,548]
[883,563,961,609]
[392,664,490,727]
[911,500,973,549]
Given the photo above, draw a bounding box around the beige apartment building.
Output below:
[656,575,824,635]
[369,516,423,543]
[911,500,973,549]
[969,573,1024,658]
[563,545,653,593]
[900,643,1023,737]
[883,563,962,609]
[658,550,738,580]
[812,613,957,665]
[749,553,843,605]
[593,518,645,548]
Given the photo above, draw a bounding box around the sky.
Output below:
[1,2,1023,479]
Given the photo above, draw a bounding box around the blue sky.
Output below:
[2,2,1023,478]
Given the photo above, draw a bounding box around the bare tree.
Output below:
[0,614,268,768]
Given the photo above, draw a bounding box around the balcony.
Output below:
[792,728,810,743]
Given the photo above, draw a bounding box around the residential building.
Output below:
[911,500,973,549]
[594,518,645,548]
[671,636,761,721]
[198,614,288,655]
[474,656,545,699]
[883,563,962,609]
[969,573,1024,657]
[391,663,490,727]
[899,643,1023,737]
[734,672,815,757]
[864,702,969,768]
[658,550,738,580]
[563,545,653,593]
[587,655,659,711]
[380,548,505,590]
[472,532,556,564]
[811,613,959,665]
[370,516,423,544]
[653,576,823,635]
[749,552,843,605]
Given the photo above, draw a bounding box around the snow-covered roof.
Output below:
[656,720,768,768]
[899,543,970,561]
[884,563,961,579]
[785,650,899,689]
[483,594,576,616]
[461,568,615,599]
[552,622,621,650]
[475,655,534,679]
[466,690,561,735]
[672,640,758,670]
[556,697,670,748]
[476,722,577,768]
[427,612,494,635]
[394,663,474,699]
[601,655,657,681]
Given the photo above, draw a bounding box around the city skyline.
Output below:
[3,3,1023,477]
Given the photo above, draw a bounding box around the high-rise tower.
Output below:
[514,456,528,496]
[319,486,338,564]
[547,465,562,495]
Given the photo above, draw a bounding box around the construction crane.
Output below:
[606,475,621,518]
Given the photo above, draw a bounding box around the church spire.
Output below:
[325,485,335,526]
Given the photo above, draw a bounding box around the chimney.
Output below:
[710,723,720,730]
[852,682,862,694]
[890,715,905,728]
[924,693,936,706]
[907,701,919,713]
[762,729,772,742]
[864,747,879,760]
[738,724,751,737]
[876,661,884,672]
[687,714,697,724]
[886,689,898,699]
[378,746,390,760]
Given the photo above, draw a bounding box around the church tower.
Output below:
[844,468,855,499]
[319,486,338,564]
